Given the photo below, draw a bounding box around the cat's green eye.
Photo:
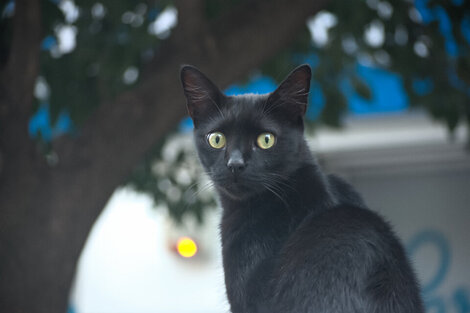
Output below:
[207,132,226,149]
[257,132,275,149]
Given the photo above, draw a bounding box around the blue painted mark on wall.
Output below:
[407,230,451,295]
[407,229,469,313]
[454,288,470,313]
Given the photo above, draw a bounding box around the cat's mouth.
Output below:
[217,183,255,200]
[213,175,262,200]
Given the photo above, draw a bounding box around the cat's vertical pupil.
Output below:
[208,132,226,149]
[257,132,275,149]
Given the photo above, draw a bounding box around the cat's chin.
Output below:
[215,183,260,201]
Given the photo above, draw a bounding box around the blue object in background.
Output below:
[413,77,434,96]
[461,14,470,45]
[41,35,57,51]
[343,64,408,115]
[29,104,73,141]
[451,0,465,5]
[179,117,194,133]
[415,0,459,56]
[225,75,277,96]
[307,83,325,120]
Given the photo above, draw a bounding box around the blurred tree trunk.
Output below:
[0,0,327,312]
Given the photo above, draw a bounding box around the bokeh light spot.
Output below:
[176,237,198,258]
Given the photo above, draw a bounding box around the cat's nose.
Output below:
[227,150,246,174]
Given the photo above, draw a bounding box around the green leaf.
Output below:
[350,75,372,100]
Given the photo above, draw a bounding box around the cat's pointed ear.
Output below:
[180,65,224,126]
[266,64,311,121]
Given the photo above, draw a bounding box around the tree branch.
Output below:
[1,0,41,117]
[0,0,42,177]
[173,0,206,40]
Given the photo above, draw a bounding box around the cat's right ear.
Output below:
[180,65,224,126]
[266,64,311,124]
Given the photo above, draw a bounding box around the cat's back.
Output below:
[270,204,424,313]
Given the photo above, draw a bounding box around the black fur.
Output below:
[180,64,424,313]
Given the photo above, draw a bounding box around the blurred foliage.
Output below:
[262,0,470,132]
[128,131,217,224]
[1,0,469,222]
[329,0,469,131]
[40,0,168,124]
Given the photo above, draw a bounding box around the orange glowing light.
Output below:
[176,237,198,258]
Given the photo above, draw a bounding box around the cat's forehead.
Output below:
[223,93,269,118]
[194,93,279,133]
[208,93,281,134]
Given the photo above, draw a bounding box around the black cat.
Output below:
[180,64,424,313]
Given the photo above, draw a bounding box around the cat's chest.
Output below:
[222,215,287,262]
[221,208,288,312]
[220,203,293,305]
[221,201,292,255]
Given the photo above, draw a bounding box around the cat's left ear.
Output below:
[180,65,224,126]
[266,64,311,121]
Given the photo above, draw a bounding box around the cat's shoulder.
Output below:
[278,204,399,278]
[326,173,366,208]
[292,204,398,253]
[317,204,394,236]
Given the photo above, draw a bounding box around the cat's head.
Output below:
[180,65,311,200]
